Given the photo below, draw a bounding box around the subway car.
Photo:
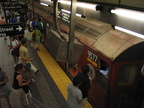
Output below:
[28,2,144,108]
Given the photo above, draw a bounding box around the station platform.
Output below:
[0,36,92,108]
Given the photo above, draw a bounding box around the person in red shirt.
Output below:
[0,16,7,40]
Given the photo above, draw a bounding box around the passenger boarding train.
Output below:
[28,1,144,108]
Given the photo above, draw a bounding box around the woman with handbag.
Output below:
[0,67,11,108]
[12,63,31,108]
[8,36,20,66]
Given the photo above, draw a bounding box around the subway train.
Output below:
[28,1,144,108]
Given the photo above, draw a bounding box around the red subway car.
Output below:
[76,32,144,108]
[28,2,144,108]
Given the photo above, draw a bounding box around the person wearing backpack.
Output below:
[8,36,20,66]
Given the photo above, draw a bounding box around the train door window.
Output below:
[96,59,109,91]
[117,64,138,85]
[99,60,109,76]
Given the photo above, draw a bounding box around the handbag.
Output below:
[25,63,31,72]
[13,44,20,57]
[10,40,20,57]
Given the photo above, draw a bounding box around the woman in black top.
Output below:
[77,65,91,108]
[12,63,31,108]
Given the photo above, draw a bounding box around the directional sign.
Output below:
[0,23,24,36]
[0,0,11,2]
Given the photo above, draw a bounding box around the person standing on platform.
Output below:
[33,26,42,51]
[0,16,6,25]
[24,26,33,47]
[8,36,20,66]
[19,38,39,74]
[36,18,43,33]
[67,76,83,108]
[76,65,91,108]
[12,63,31,108]
[0,67,11,108]
[0,16,7,40]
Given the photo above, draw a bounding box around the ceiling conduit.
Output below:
[43,0,84,63]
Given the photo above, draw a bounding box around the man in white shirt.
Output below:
[67,76,83,108]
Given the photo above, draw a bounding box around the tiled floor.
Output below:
[0,37,92,108]
[0,37,20,108]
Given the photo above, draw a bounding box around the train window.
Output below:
[96,59,109,91]
[99,60,109,76]
[117,64,138,85]
[96,73,108,91]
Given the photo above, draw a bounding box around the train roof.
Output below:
[75,18,144,62]
[28,2,144,62]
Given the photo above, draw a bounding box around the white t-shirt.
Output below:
[9,40,18,47]
[67,83,82,108]
[24,29,31,40]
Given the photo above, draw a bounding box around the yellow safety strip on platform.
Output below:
[37,44,92,108]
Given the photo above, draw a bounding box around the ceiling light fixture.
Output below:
[40,2,49,6]
[61,9,86,18]
[115,26,144,39]
[95,5,103,11]
[111,8,144,21]
[58,1,97,10]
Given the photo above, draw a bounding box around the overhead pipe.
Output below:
[53,0,64,40]
[68,0,77,61]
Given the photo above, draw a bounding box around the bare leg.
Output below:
[5,96,11,107]
[13,55,17,63]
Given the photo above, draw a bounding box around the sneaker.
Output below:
[31,79,36,83]
[14,63,17,67]
[34,69,39,74]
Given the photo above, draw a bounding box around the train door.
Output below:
[88,58,110,108]
[110,62,142,108]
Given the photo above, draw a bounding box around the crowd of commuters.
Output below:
[0,3,92,108]
[0,4,43,107]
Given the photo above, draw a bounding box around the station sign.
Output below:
[0,0,19,2]
[4,4,27,9]
[0,23,24,37]
[0,0,11,2]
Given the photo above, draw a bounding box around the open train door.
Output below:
[77,45,110,108]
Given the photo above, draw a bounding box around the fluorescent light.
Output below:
[40,2,48,6]
[58,1,97,10]
[111,8,144,21]
[58,1,71,5]
[61,9,70,14]
[77,2,97,10]
[115,26,144,39]
[61,9,85,18]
